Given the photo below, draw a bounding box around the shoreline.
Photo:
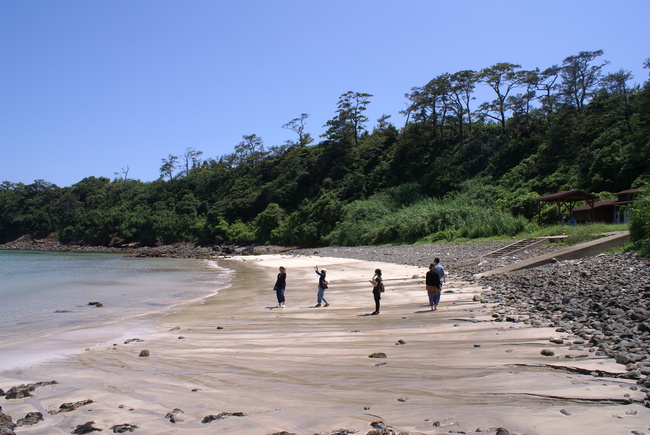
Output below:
[1,248,649,434]
[0,254,234,373]
[0,235,286,259]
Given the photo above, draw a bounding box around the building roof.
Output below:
[573,196,638,212]
[615,188,643,195]
[536,189,598,202]
[573,199,617,211]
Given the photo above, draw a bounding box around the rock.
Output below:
[71,421,102,434]
[541,349,555,356]
[165,408,184,423]
[629,308,649,321]
[123,338,143,344]
[368,420,395,434]
[109,423,139,433]
[201,412,245,423]
[16,412,43,427]
[495,428,510,435]
[368,352,387,359]
[138,350,150,357]
[88,301,103,307]
[549,337,564,344]
[615,352,636,365]
[49,399,94,414]
[4,381,58,399]
[0,406,17,435]
[395,339,406,345]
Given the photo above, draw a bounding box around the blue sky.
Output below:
[1,0,649,187]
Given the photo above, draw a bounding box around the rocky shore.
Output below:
[0,235,283,258]
[480,251,650,407]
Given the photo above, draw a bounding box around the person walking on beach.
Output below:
[432,257,445,286]
[314,266,329,307]
[274,266,286,308]
[369,268,384,315]
[425,262,442,311]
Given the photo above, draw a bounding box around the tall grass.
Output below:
[326,180,532,246]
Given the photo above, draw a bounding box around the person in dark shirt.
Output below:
[369,268,383,315]
[425,262,442,311]
[314,266,330,307]
[273,266,286,308]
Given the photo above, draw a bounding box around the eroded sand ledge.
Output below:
[1,254,647,434]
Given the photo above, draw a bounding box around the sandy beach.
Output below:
[1,253,648,435]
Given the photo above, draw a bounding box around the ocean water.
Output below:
[0,250,233,371]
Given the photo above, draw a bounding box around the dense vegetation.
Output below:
[1,51,649,251]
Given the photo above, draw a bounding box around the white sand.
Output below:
[1,254,648,434]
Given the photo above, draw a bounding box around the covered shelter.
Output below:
[572,188,642,224]
[536,189,597,224]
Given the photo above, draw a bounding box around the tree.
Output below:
[114,165,130,185]
[403,74,453,139]
[160,155,178,181]
[234,134,265,168]
[322,91,372,146]
[559,50,608,113]
[282,113,314,147]
[447,70,477,143]
[536,65,561,113]
[181,147,204,177]
[478,62,523,127]
[507,68,541,117]
[601,69,635,129]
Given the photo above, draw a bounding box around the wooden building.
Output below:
[536,190,597,224]
[572,189,642,224]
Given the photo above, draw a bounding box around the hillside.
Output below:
[1,51,649,252]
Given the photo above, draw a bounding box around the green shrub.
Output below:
[228,220,255,245]
[630,187,650,256]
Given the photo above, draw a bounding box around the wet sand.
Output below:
[1,254,647,434]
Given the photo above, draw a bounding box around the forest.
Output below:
[1,50,649,255]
